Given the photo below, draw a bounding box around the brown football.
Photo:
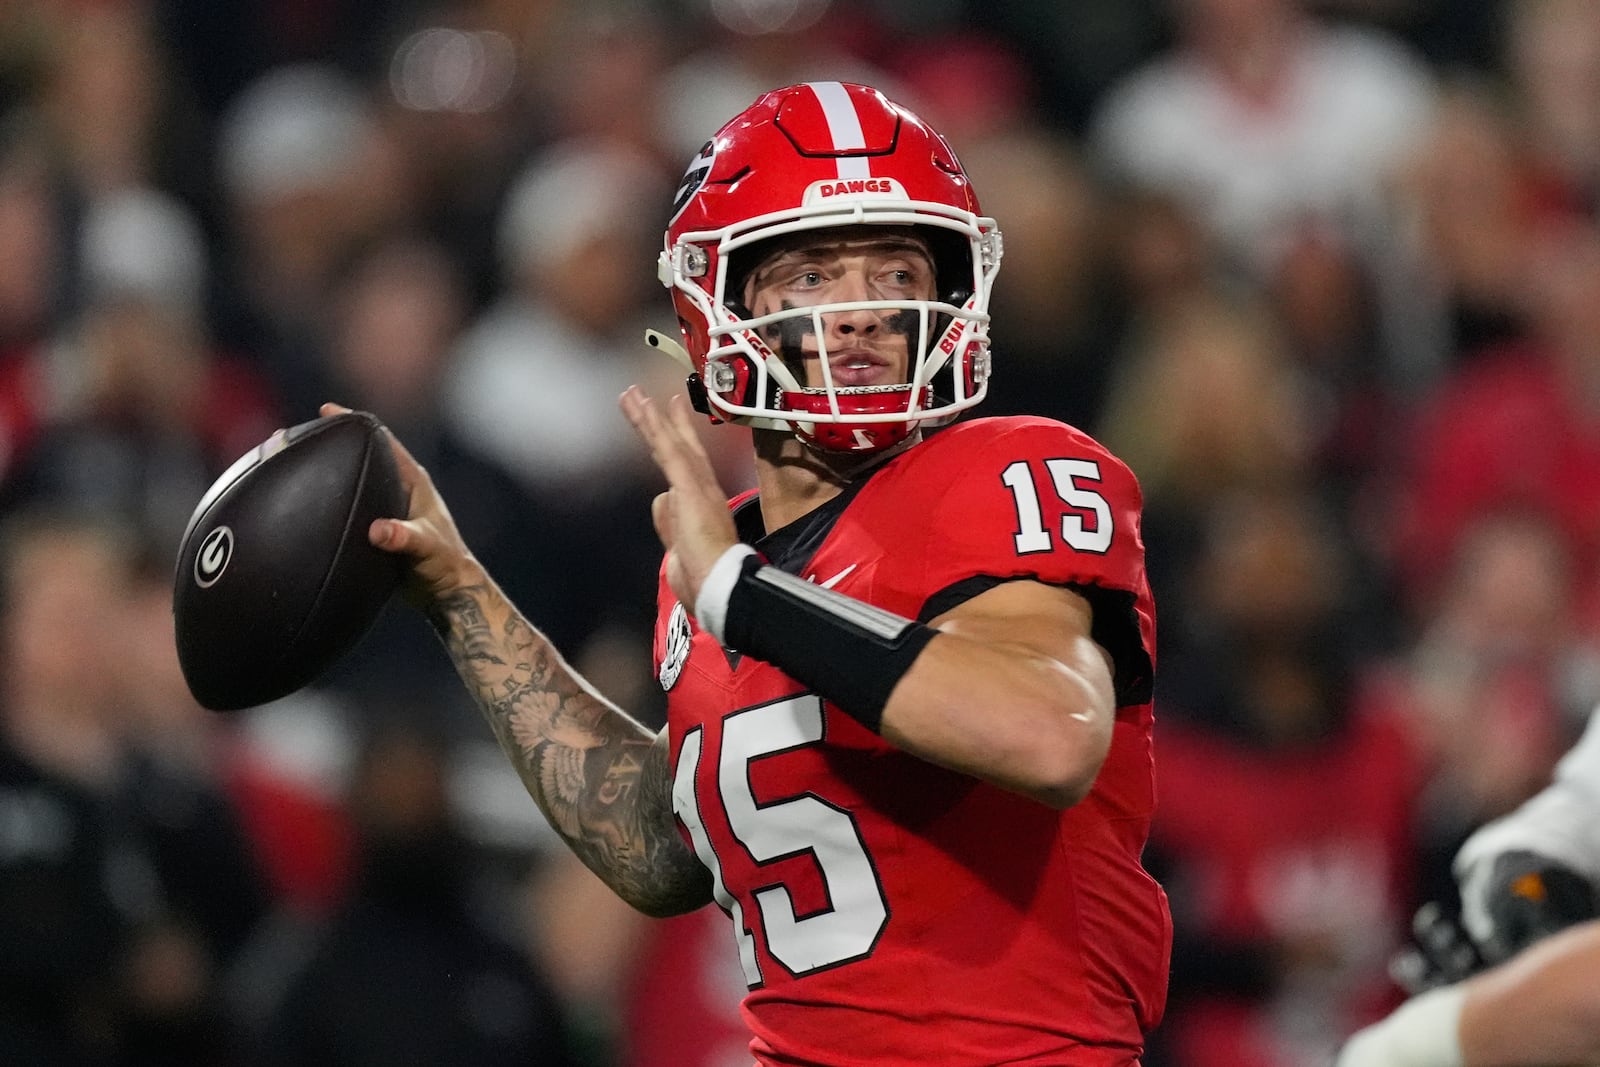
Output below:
[172,411,407,711]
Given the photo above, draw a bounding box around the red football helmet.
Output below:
[658,81,1002,453]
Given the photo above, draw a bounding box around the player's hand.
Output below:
[619,386,738,611]
[1390,901,1484,994]
[320,402,481,606]
[1463,850,1599,965]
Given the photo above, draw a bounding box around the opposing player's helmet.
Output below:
[658,82,1002,452]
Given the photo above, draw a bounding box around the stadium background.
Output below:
[0,0,1595,1064]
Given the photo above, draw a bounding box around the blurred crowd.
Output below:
[0,0,1597,1064]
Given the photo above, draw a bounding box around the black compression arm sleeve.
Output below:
[721,554,937,734]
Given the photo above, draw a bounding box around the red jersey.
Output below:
[653,416,1170,1066]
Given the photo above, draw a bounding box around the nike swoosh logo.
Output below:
[818,563,857,589]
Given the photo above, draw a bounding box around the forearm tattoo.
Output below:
[429,584,710,916]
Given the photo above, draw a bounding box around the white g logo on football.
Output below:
[195,526,234,588]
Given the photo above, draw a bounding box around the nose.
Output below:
[821,269,880,336]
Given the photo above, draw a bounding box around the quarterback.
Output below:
[357,82,1170,1064]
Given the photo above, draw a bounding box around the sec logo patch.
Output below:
[659,601,691,691]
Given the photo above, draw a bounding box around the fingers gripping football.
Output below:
[620,387,738,610]
[319,402,480,605]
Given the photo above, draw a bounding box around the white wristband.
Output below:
[1336,985,1466,1067]
[694,544,758,645]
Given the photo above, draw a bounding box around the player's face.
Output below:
[741,228,937,389]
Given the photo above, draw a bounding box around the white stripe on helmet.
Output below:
[806,81,872,180]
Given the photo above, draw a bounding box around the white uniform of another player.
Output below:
[1337,710,1600,1065]
[1456,706,1600,961]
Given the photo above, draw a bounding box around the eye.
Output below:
[877,263,925,291]
[795,270,825,288]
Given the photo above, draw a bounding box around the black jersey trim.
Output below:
[917,575,1154,707]
[732,473,878,576]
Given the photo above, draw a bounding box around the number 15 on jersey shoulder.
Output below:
[1001,457,1113,555]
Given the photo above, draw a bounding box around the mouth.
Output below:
[824,350,894,387]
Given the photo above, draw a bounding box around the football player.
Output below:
[1337,918,1600,1067]
[1452,706,1600,967]
[348,82,1169,1065]
[1395,708,1600,996]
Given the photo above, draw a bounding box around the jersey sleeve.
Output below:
[917,419,1155,707]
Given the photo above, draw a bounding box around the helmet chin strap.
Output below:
[644,328,694,372]
[645,328,794,431]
